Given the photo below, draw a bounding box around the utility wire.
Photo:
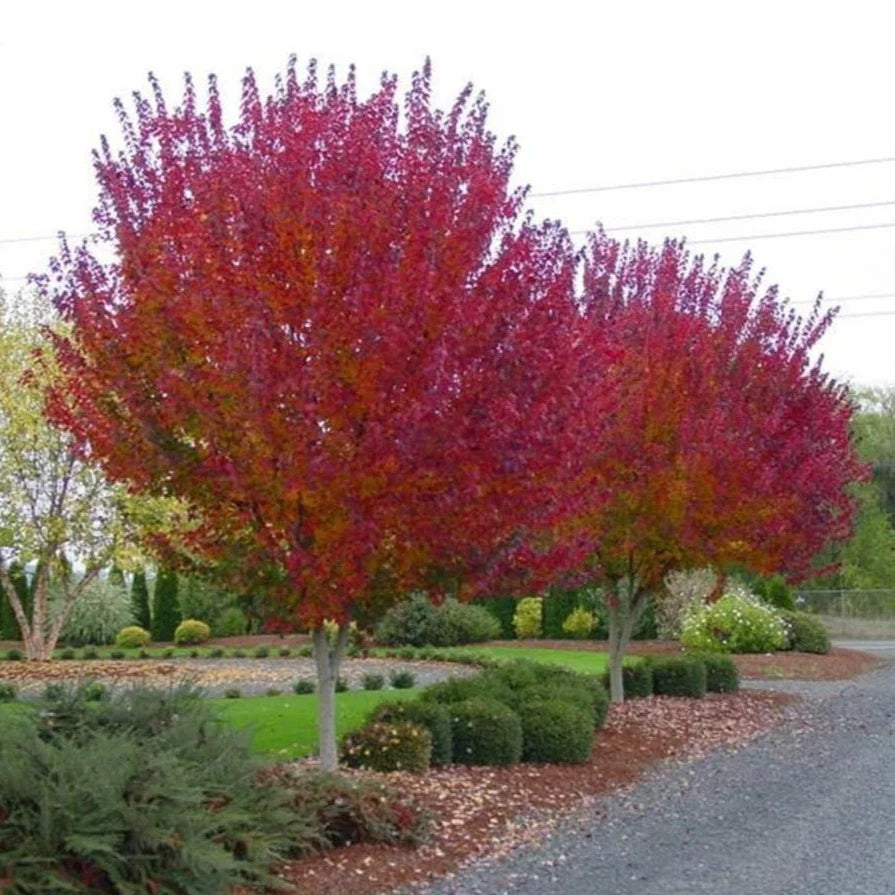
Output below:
[530,155,895,198]
[689,220,895,245]
[4,156,895,244]
[596,199,895,233]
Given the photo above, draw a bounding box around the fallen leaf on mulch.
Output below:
[0,660,180,684]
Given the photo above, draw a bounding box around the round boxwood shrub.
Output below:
[374,593,444,646]
[779,610,831,654]
[342,721,433,773]
[532,666,609,729]
[115,625,151,649]
[650,655,707,698]
[438,599,502,644]
[0,682,17,702]
[422,673,514,707]
[448,698,522,766]
[173,618,211,646]
[369,700,453,766]
[680,593,787,654]
[600,661,653,700]
[519,699,593,763]
[293,679,316,694]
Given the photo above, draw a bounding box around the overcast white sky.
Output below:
[2,1,893,387]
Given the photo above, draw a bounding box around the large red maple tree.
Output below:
[44,60,603,768]
[579,232,863,701]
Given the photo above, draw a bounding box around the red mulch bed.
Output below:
[250,689,795,895]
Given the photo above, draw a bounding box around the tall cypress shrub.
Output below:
[131,569,152,631]
[151,568,181,642]
[108,564,126,588]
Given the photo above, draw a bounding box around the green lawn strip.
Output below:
[385,645,623,675]
[209,687,421,760]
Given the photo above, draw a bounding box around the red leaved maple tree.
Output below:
[579,232,863,701]
[44,60,603,768]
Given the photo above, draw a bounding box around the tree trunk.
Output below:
[606,576,644,703]
[312,623,350,773]
[0,558,100,661]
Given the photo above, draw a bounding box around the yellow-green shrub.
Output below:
[115,626,151,649]
[173,619,211,646]
[512,597,543,639]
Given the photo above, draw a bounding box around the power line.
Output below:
[0,231,89,246]
[792,292,895,306]
[597,199,895,233]
[838,309,895,319]
[530,155,895,198]
[689,220,895,245]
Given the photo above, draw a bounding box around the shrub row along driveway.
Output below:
[420,663,895,895]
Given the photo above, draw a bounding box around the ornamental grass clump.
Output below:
[680,593,787,654]
[341,721,432,773]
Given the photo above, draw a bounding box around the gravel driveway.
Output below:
[418,664,895,895]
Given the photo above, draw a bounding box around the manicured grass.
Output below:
[209,687,421,759]
[397,645,615,675]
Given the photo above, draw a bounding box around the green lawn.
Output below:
[209,687,421,759]
[404,645,615,675]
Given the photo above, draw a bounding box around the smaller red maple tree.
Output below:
[579,232,863,700]
[44,60,604,768]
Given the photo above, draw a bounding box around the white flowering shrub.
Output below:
[679,592,787,653]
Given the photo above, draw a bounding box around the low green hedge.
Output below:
[601,661,653,699]
[650,655,707,698]
[686,652,740,692]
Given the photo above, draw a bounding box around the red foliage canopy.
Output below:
[580,232,864,590]
[45,61,603,624]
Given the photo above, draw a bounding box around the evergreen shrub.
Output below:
[341,721,432,772]
[650,655,707,698]
[115,625,151,648]
[779,610,831,654]
[448,698,522,766]
[369,700,453,766]
[519,699,593,763]
[174,619,211,645]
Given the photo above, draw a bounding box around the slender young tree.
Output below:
[45,60,602,769]
[0,289,129,660]
[579,233,864,701]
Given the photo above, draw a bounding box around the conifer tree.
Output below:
[151,568,180,642]
[131,568,151,631]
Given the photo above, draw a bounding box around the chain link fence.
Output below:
[796,590,895,638]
